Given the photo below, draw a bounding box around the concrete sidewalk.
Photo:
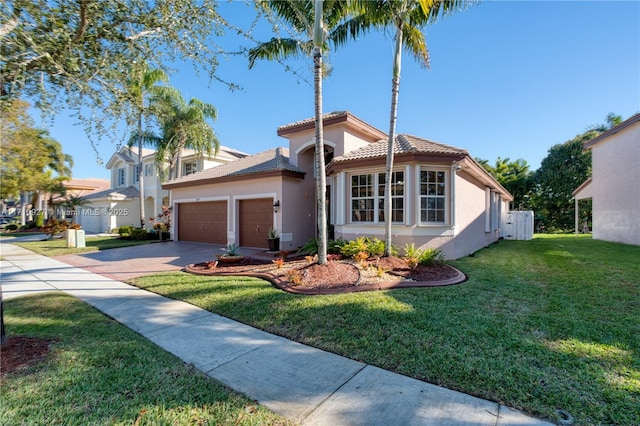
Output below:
[1,242,555,425]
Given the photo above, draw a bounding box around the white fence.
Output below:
[503,211,534,240]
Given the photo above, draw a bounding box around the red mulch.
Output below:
[187,255,465,294]
[1,336,56,377]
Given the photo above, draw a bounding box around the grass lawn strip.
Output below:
[127,235,640,425]
[13,236,157,256]
[1,293,292,426]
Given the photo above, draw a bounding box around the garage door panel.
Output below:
[239,199,272,249]
[178,201,227,244]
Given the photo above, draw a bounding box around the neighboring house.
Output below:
[573,113,640,246]
[164,111,512,259]
[50,178,111,217]
[77,145,247,233]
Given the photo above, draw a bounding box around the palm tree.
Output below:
[63,194,90,224]
[250,0,367,264]
[123,62,172,229]
[358,0,466,256]
[154,93,219,182]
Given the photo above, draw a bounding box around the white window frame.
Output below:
[117,168,125,187]
[349,171,404,224]
[144,164,154,177]
[133,165,140,184]
[419,168,448,224]
[184,162,198,176]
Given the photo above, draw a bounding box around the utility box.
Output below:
[504,211,534,240]
[66,229,77,247]
[75,230,86,248]
[66,229,87,248]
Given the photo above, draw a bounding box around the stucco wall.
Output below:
[77,200,140,234]
[169,174,314,249]
[591,123,640,246]
[332,164,505,259]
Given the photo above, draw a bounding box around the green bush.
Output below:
[4,223,18,231]
[298,237,347,256]
[340,236,389,259]
[117,225,134,238]
[130,228,149,241]
[402,243,444,267]
[35,211,45,227]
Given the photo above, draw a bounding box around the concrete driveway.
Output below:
[53,241,263,282]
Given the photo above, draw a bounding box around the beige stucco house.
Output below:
[573,113,640,246]
[164,112,512,259]
[77,145,247,233]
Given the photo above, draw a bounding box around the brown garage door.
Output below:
[178,201,227,244]
[239,198,273,248]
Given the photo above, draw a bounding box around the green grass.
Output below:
[1,293,292,425]
[128,235,640,425]
[13,236,157,256]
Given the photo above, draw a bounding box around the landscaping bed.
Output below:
[186,255,465,294]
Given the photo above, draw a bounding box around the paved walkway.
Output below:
[1,241,555,425]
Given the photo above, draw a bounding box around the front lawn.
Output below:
[13,236,158,256]
[128,235,640,425]
[1,293,292,425]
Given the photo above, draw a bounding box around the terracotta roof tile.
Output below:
[165,147,304,185]
[332,134,467,163]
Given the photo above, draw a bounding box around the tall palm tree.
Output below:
[358,0,466,256]
[155,93,219,182]
[250,0,368,264]
[124,62,172,229]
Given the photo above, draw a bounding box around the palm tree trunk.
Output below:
[385,23,403,256]
[137,114,146,229]
[314,0,327,265]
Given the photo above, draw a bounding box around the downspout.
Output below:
[451,162,461,231]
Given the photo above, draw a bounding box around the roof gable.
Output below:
[277,111,387,141]
[163,147,304,189]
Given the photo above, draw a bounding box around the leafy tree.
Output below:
[531,113,624,232]
[154,92,219,182]
[0,0,235,110]
[355,0,466,256]
[477,157,534,210]
[0,100,72,223]
[531,132,595,232]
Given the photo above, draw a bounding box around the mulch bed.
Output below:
[186,255,466,295]
[1,336,57,377]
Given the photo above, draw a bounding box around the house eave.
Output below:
[162,170,305,190]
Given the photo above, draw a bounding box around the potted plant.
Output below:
[218,243,244,263]
[267,228,280,252]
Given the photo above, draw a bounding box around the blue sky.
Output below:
[35,1,640,180]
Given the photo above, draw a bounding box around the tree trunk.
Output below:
[137,113,146,229]
[314,0,327,265]
[384,24,403,257]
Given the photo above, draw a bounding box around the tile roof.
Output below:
[332,134,468,163]
[164,147,304,186]
[277,111,387,138]
[84,185,140,200]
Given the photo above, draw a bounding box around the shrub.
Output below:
[35,211,45,227]
[340,236,388,259]
[418,247,444,266]
[402,243,444,267]
[130,228,148,241]
[117,225,134,238]
[4,223,18,231]
[42,218,69,238]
